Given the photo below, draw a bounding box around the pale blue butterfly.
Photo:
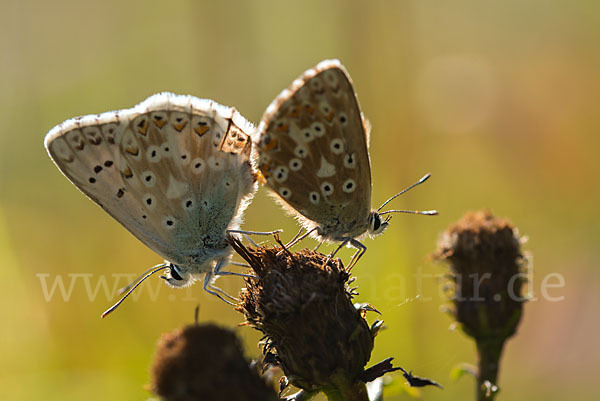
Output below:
[45,93,276,316]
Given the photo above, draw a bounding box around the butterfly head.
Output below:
[367,211,391,236]
[161,263,194,288]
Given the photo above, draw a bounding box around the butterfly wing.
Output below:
[257,60,372,240]
[45,93,257,267]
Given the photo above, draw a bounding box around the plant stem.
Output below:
[476,339,505,400]
[322,381,370,401]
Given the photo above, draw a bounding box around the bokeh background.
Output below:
[1,0,599,400]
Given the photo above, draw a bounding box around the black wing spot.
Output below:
[93,165,102,173]
[104,160,113,167]
[88,177,96,183]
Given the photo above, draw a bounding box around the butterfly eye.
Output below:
[372,216,381,231]
[170,265,183,281]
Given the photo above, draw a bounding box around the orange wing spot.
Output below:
[173,121,187,132]
[288,108,300,118]
[303,103,315,114]
[260,162,273,178]
[255,170,267,185]
[261,137,278,151]
[136,120,149,136]
[122,167,133,179]
[275,122,289,133]
[324,111,335,122]
[194,125,210,137]
[152,118,167,128]
[125,146,139,156]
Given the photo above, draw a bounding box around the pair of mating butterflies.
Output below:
[45,60,436,314]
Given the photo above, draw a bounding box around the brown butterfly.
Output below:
[256,60,437,268]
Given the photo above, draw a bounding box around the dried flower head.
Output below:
[434,210,525,341]
[434,210,527,400]
[150,323,277,401]
[231,236,375,399]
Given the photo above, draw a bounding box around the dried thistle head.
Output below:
[434,210,526,343]
[231,236,374,396]
[150,323,277,401]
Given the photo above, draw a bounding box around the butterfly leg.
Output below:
[203,270,236,305]
[313,240,324,252]
[213,259,256,279]
[346,239,367,271]
[284,227,318,249]
[227,229,283,247]
[328,238,366,271]
[227,229,283,236]
[284,227,305,248]
[230,260,251,268]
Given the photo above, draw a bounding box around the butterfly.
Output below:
[256,60,437,268]
[44,92,273,316]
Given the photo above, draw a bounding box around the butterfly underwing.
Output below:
[256,60,436,268]
[45,93,258,307]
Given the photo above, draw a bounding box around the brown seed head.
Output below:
[231,236,374,394]
[434,210,526,342]
[150,323,277,401]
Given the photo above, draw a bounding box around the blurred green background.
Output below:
[1,0,599,400]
